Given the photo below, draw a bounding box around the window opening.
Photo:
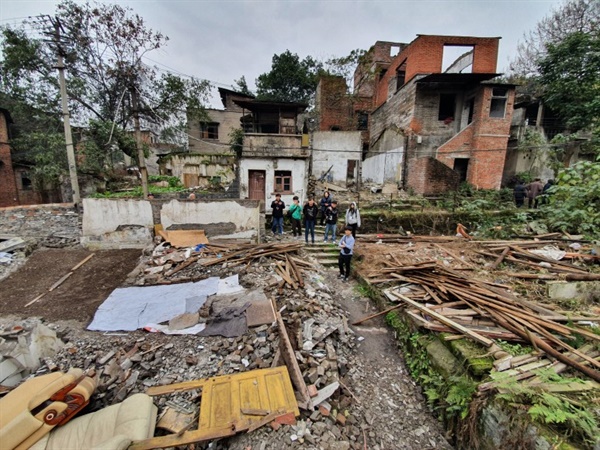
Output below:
[357,112,368,130]
[438,94,456,122]
[274,170,292,193]
[442,45,474,73]
[200,122,219,139]
[490,87,508,118]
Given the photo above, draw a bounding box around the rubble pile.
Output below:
[25,244,383,449]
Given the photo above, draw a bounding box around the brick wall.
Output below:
[0,110,19,207]
[375,35,500,109]
[316,76,355,131]
[406,157,460,195]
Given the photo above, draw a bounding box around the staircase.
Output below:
[303,224,340,268]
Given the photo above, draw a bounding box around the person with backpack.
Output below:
[319,191,333,226]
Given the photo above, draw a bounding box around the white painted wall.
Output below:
[160,200,260,239]
[82,198,154,235]
[362,148,404,184]
[312,131,362,185]
[239,158,309,206]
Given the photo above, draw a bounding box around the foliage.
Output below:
[510,0,599,79]
[0,93,67,189]
[496,340,533,357]
[324,48,369,92]
[255,50,322,103]
[385,312,477,423]
[148,175,181,188]
[229,128,244,158]
[12,132,67,190]
[233,76,253,96]
[91,183,184,198]
[544,159,600,236]
[517,128,549,174]
[0,0,211,176]
[491,368,599,445]
[537,32,600,134]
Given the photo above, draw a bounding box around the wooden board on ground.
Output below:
[132,367,299,450]
[158,230,209,248]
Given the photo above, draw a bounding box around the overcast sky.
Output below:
[1,0,562,107]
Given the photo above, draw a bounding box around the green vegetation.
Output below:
[491,368,599,446]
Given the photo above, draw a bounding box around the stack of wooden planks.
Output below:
[361,260,600,382]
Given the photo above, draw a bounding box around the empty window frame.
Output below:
[442,45,474,73]
[490,88,508,118]
[395,59,407,91]
[438,94,456,121]
[200,122,219,139]
[357,112,368,130]
[274,170,292,193]
[20,172,33,190]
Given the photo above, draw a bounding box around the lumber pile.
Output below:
[359,261,600,382]
[476,243,600,280]
[142,242,312,287]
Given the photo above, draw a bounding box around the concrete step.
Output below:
[315,258,339,266]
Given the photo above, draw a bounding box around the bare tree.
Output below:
[510,0,600,78]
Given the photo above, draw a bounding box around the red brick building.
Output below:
[316,35,516,194]
[0,108,19,207]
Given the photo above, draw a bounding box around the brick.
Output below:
[273,412,296,426]
[336,412,347,426]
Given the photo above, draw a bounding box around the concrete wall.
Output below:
[362,148,403,185]
[81,197,262,248]
[161,153,236,188]
[312,131,362,185]
[239,158,309,206]
[187,109,240,155]
[160,199,260,240]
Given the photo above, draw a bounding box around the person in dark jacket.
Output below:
[323,200,339,243]
[319,191,333,225]
[541,179,555,205]
[270,193,285,237]
[303,197,319,244]
[514,181,526,208]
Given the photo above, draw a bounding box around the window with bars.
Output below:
[274,170,292,193]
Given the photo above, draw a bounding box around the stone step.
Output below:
[315,258,339,266]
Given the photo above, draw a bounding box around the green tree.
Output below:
[233,76,253,96]
[545,158,600,236]
[255,50,322,103]
[537,32,600,133]
[0,0,210,176]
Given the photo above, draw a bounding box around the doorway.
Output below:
[453,158,469,182]
[248,170,266,201]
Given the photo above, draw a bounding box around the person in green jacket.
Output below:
[288,196,303,238]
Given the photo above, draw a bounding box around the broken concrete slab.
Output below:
[547,281,600,303]
[0,237,25,253]
[169,312,199,331]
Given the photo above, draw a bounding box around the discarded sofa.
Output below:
[30,393,157,450]
[0,369,157,450]
[0,368,96,450]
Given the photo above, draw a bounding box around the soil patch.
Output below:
[0,248,141,323]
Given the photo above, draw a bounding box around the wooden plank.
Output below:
[352,303,404,326]
[25,292,46,308]
[395,294,494,347]
[147,379,210,396]
[71,253,95,271]
[274,299,310,409]
[48,272,73,291]
[489,247,510,270]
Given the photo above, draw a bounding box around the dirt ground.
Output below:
[0,248,141,323]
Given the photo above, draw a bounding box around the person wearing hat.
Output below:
[338,225,355,282]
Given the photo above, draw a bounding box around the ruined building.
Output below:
[316,35,516,194]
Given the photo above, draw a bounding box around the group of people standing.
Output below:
[514,178,555,209]
[270,191,360,281]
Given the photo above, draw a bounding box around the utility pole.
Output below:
[51,17,81,206]
[131,88,149,198]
